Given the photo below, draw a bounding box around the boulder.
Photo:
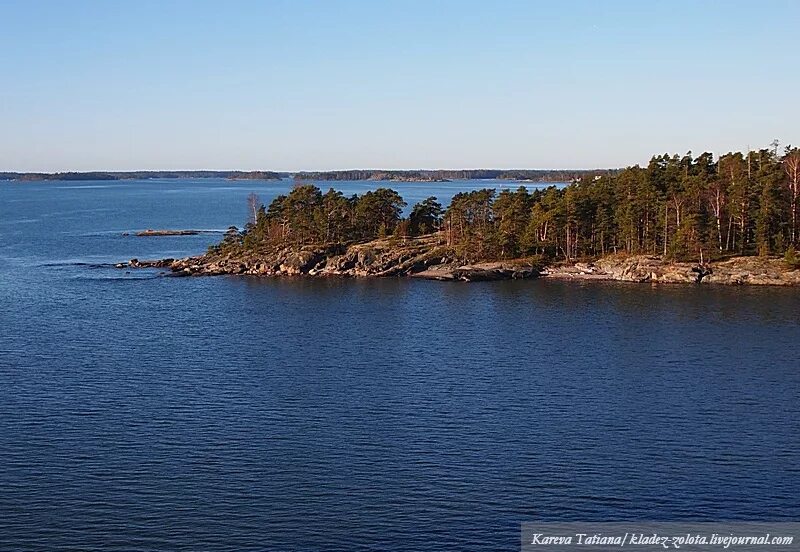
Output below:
[278,250,323,275]
[356,248,376,269]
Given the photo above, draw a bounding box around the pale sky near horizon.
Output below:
[1,0,798,172]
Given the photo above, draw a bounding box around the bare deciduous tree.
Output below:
[247,192,261,227]
[784,150,800,245]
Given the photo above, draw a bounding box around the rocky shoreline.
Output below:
[542,255,800,286]
[117,235,800,286]
[118,235,541,282]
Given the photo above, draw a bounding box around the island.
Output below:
[0,170,285,181]
[120,147,800,285]
[132,229,225,236]
[135,229,202,236]
[291,169,607,183]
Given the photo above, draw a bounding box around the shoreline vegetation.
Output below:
[119,146,800,285]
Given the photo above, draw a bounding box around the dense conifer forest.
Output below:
[231,146,800,265]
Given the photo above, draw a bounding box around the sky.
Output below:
[1,0,798,172]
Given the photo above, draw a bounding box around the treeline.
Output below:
[225,146,800,263]
[236,186,439,249]
[0,171,286,181]
[442,147,800,261]
[292,169,609,182]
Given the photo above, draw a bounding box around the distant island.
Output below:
[292,169,609,182]
[0,168,609,183]
[119,146,800,285]
[0,170,286,181]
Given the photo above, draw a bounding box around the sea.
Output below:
[1,178,798,551]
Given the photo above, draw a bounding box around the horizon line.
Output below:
[1,167,617,174]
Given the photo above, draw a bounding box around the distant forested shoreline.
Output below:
[0,170,286,181]
[0,168,607,182]
[291,169,609,182]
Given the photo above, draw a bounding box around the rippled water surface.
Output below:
[1,179,799,551]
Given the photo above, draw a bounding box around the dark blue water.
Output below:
[1,179,799,551]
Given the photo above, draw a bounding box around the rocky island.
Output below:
[119,147,800,286]
[134,229,204,236]
[118,144,800,285]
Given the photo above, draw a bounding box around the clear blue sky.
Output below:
[1,0,798,171]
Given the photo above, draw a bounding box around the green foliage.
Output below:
[237,184,406,250]
[494,187,532,258]
[220,226,242,249]
[785,245,800,269]
[226,145,799,264]
[444,189,497,261]
[354,188,406,238]
[409,197,443,236]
